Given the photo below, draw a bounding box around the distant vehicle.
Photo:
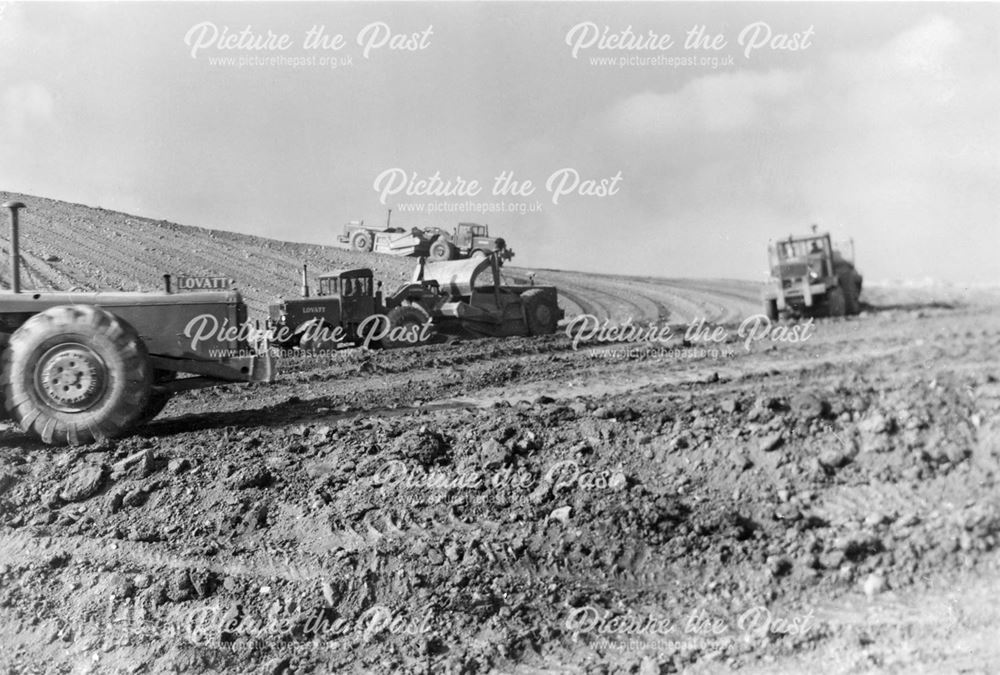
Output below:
[337,213,514,264]
[762,228,863,319]
[337,219,393,254]
[420,222,513,263]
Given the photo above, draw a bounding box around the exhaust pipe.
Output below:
[3,201,25,294]
[300,263,310,298]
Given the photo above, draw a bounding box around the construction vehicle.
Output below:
[337,218,405,254]
[268,252,561,350]
[0,202,274,445]
[762,227,863,320]
[421,222,513,263]
[337,212,514,264]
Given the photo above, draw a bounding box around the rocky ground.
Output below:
[0,194,998,673]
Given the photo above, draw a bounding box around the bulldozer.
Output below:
[268,252,561,350]
[0,202,274,445]
[762,228,863,320]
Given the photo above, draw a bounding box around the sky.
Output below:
[0,2,997,283]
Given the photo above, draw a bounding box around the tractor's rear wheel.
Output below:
[825,288,847,318]
[2,305,152,445]
[382,306,435,349]
[841,276,861,315]
[351,231,373,252]
[522,289,560,335]
[429,239,456,262]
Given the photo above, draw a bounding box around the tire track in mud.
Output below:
[0,531,329,583]
[812,475,1000,528]
[552,287,604,320]
[538,274,653,323]
[536,271,758,325]
[672,280,761,321]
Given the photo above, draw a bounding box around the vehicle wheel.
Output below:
[2,305,152,445]
[764,298,779,321]
[825,288,846,317]
[351,231,373,252]
[298,321,339,352]
[429,239,456,262]
[135,391,172,426]
[134,369,174,426]
[522,289,560,335]
[382,306,434,349]
[841,277,860,315]
[470,249,487,259]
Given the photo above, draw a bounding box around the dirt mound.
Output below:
[0,191,761,322]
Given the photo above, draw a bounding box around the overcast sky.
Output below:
[0,2,997,283]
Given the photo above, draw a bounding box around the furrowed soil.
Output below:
[0,192,999,674]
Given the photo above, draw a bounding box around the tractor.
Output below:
[267,265,414,350]
[268,253,561,351]
[762,228,863,320]
[423,222,513,263]
[0,201,274,445]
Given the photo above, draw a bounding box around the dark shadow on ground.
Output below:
[859,300,960,313]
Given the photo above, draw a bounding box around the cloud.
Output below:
[2,82,55,137]
[607,69,805,140]
[887,13,961,78]
[586,14,999,282]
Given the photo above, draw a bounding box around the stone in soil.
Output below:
[168,458,191,475]
[228,466,272,489]
[792,393,828,420]
[394,427,450,467]
[59,465,106,502]
[759,432,784,453]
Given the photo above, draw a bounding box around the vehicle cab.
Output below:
[316,268,378,325]
[769,234,835,291]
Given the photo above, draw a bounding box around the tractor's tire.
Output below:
[132,369,175,426]
[825,288,847,318]
[2,305,152,445]
[351,231,373,252]
[429,239,456,262]
[764,298,779,322]
[522,289,560,335]
[298,321,339,352]
[841,277,861,315]
[133,369,175,426]
[382,306,435,349]
[470,249,488,259]
[135,390,172,426]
